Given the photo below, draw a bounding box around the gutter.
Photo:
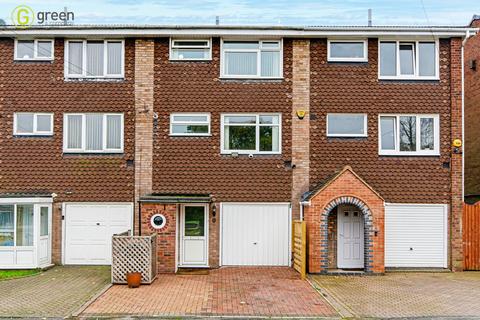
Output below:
[299,200,311,221]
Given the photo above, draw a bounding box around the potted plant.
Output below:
[126,272,142,288]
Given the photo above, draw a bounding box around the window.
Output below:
[170,39,211,61]
[327,114,367,137]
[0,204,34,247]
[64,113,123,153]
[379,40,438,79]
[14,113,53,136]
[65,40,124,78]
[221,114,281,154]
[379,114,439,156]
[14,39,54,61]
[40,207,49,237]
[221,40,282,78]
[327,40,368,62]
[170,113,210,136]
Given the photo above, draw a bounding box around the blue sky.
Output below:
[1,0,479,26]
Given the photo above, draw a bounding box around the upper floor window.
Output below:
[63,113,123,153]
[221,114,281,154]
[221,40,282,78]
[327,113,367,137]
[170,113,210,136]
[65,40,124,78]
[379,114,439,156]
[14,113,53,136]
[327,40,368,62]
[379,40,438,80]
[170,39,211,61]
[14,39,54,61]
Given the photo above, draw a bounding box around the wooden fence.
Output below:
[111,232,157,284]
[464,203,480,270]
[292,220,307,279]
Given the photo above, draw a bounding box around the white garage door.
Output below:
[385,204,447,268]
[65,203,133,265]
[221,203,290,266]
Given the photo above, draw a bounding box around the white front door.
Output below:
[337,205,364,269]
[38,205,51,266]
[180,204,208,267]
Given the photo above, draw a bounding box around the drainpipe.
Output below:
[299,201,311,221]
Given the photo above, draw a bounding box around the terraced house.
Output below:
[0,24,474,274]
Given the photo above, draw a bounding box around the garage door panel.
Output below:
[385,204,447,268]
[221,203,290,266]
[65,203,132,265]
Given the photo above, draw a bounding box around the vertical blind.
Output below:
[106,115,122,149]
[225,52,257,75]
[86,114,104,151]
[86,42,104,77]
[67,115,82,149]
[107,42,122,75]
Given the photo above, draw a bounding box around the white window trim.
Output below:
[378,39,440,80]
[13,113,54,136]
[378,114,440,156]
[220,113,282,155]
[327,39,368,62]
[64,39,125,79]
[220,39,283,79]
[169,38,212,61]
[63,113,124,153]
[326,113,368,137]
[170,113,211,136]
[14,39,54,61]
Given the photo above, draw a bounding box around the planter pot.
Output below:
[126,272,142,288]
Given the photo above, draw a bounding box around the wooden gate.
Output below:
[292,220,306,279]
[464,203,480,270]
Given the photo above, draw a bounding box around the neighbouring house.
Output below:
[465,15,480,204]
[0,24,474,274]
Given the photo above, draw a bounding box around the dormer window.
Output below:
[14,39,54,61]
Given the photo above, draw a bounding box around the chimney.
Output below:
[368,9,372,27]
[215,16,220,26]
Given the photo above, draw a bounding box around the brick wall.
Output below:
[134,39,155,235]
[465,19,480,197]
[450,37,464,271]
[141,203,177,273]
[291,40,311,220]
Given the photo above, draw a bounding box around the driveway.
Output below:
[311,272,480,319]
[82,267,337,318]
[0,266,110,318]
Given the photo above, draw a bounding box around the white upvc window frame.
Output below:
[327,39,368,62]
[378,39,440,80]
[14,39,54,61]
[220,39,283,79]
[220,113,282,155]
[169,113,211,136]
[63,113,124,153]
[326,113,368,137]
[169,38,212,61]
[13,112,54,136]
[64,39,125,79]
[378,114,440,156]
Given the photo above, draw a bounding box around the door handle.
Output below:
[253,242,258,245]
[96,223,101,226]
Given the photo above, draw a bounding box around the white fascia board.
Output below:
[0,27,476,38]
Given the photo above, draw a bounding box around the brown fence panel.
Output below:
[464,203,480,270]
[292,220,306,279]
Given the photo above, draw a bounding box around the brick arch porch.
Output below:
[302,166,385,274]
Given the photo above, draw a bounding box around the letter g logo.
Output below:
[11,5,34,28]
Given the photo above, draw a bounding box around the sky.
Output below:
[1,0,479,27]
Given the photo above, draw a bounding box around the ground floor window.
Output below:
[0,204,35,247]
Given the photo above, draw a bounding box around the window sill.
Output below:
[13,134,53,137]
[327,59,368,63]
[219,77,284,81]
[378,76,440,81]
[221,152,282,156]
[63,152,124,156]
[379,152,440,157]
[14,59,54,62]
[169,59,212,62]
[64,77,125,82]
[169,134,212,137]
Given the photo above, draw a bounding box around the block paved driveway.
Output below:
[311,271,480,318]
[83,267,337,318]
[0,266,110,318]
